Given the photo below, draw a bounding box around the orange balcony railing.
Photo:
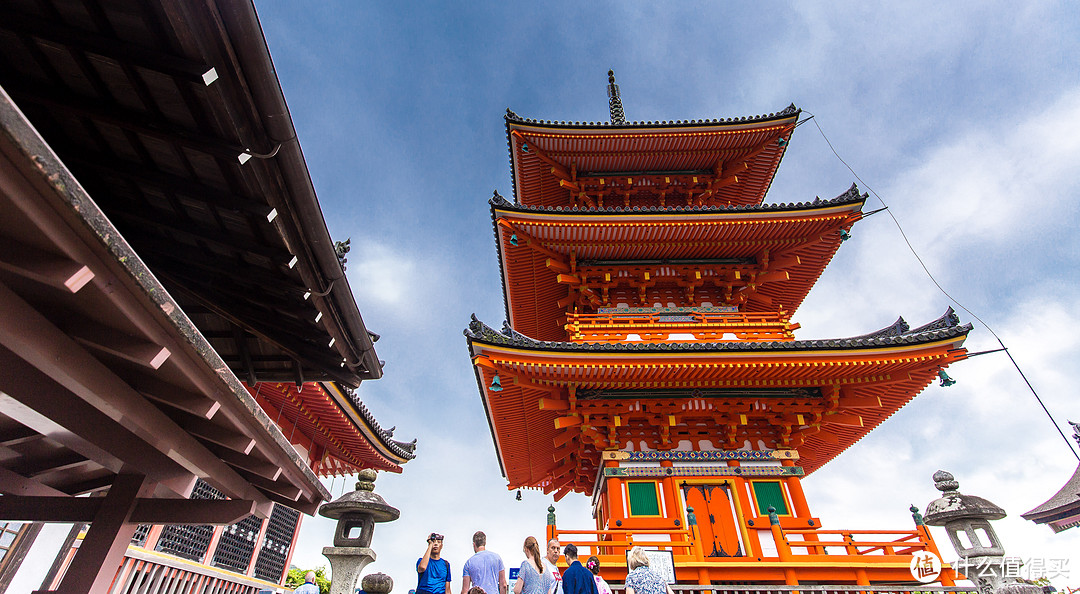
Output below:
[547,522,955,586]
[565,310,800,342]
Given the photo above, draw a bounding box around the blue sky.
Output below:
[254,1,1080,589]
[13,2,1080,592]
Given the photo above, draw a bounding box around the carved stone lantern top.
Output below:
[319,468,400,523]
[924,470,1006,527]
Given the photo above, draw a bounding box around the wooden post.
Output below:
[546,505,557,545]
[0,522,43,594]
[35,474,153,594]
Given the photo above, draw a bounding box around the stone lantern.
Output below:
[319,469,400,594]
[923,470,1038,594]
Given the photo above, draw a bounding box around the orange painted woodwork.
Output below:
[246,382,412,476]
[468,318,968,493]
[684,483,744,557]
[506,108,799,209]
[470,100,967,586]
[492,187,863,341]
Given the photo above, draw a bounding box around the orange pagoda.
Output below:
[466,73,970,586]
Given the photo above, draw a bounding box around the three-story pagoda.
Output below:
[466,73,969,586]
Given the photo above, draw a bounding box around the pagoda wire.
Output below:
[803,112,1080,462]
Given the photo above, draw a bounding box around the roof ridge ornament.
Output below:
[607,70,626,125]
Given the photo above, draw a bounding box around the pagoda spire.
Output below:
[606,69,626,124]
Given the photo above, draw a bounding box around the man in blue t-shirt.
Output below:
[417,533,451,594]
[461,531,506,594]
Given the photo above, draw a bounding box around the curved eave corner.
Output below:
[215,0,381,385]
[466,317,510,480]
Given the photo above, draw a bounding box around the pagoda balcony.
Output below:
[616,586,975,594]
[547,522,957,585]
[565,308,800,342]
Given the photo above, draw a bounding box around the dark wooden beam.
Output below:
[63,318,171,370]
[0,424,39,447]
[3,81,244,159]
[162,278,359,386]
[19,452,92,479]
[0,467,69,497]
[204,443,282,482]
[0,8,212,83]
[165,408,256,455]
[119,234,305,295]
[108,205,290,263]
[235,469,301,502]
[0,492,256,525]
[130,497,257,525]
[67,154,273,219]
[112,364,221,420]
[0,283,267,503]
[49,473,150,594]
[0,237,94,293]
[232,326,257,386]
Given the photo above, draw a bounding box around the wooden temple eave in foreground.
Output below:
[0,82,326,592]
[0,0,382,388]
[491,186,866,341]
[0,1,417,591]
[505,106,800,209]
[467,311,970,496]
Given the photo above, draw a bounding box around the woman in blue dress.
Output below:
[514,536,555,594]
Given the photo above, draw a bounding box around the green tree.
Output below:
[285,566,332,594]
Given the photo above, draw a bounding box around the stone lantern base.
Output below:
[322,546,376,594]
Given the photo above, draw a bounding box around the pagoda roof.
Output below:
[505,105,800,209]
[467,308,970,354]
[491,186,867,341]
[1022,425,1080,532]
[465,310,970,494]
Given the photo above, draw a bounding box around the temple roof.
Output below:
[0,85,327,513]
[1022,424,1080,532]
[466,310,971,354]
[491,186,867,341]
[505,103,800,129]
[466,311,971,492]
[248,382,416,476]
[0,0,413,506]
[505,105,800,209]
[0,0,381,387]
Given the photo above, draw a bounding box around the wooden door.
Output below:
[681,482,743,557]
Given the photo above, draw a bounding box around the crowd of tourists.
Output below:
[414,532,675,594]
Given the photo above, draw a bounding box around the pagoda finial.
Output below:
[607,69,626,125]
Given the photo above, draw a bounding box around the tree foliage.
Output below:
[285,566,332,594]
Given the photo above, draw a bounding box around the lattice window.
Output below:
[130,524,151,547]
[155,479,222,561]
[751,481,789,515]
[0,522,23,564]
[212,514,263,573]
[627,481,660,516]
[252,504,301,582]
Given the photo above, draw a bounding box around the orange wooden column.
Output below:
[781,460,811,517]
[604,460,625,527]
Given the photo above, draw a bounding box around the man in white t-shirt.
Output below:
[543,538,562,594]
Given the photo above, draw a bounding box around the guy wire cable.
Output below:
[801,112,1080,461]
